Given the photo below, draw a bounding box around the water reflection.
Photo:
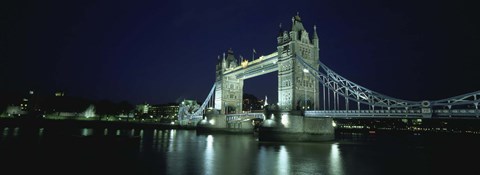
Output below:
[39,128,44,137]
[169,129,176,142]
[277,145,290,174]
[4,127,475,175]
[81,128,93,136]
[204,135,214,175]
[256,146,267,174]
[256,144,292,174]
[329,143,344,175]
[1,127,338,174]
[13,127,19,136]
[2,127,8,138]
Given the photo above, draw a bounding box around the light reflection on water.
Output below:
[1,127,479,175]
[13,127,19,136]
[2,127,8,138]
[204,135,214,175]
[81,128,93,136]
[329,143,343,175]
[39,128,44,137]
[277,145,290,174]
[0,127,383,174]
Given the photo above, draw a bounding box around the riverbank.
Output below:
[0,117,181,130]
[3,117,480,139]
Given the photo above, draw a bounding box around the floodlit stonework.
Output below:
[214,14,320,114]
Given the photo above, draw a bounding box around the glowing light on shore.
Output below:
[83,105,96,118]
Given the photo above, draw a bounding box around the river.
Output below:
[0,126,479,175]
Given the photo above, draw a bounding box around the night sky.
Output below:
[2,0,479,105]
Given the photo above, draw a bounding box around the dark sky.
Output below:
[2,0,479,105]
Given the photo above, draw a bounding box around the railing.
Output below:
[226,113,265,123]
[433,109,480,117]
[305,110,423,118]
[305,109,480,118]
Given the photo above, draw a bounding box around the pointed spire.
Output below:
[278,23,283,36]
[313,25,318,39]
[291,13,304,31]
[222,52,226,63]
[264,95,268,106]
[295,12,301,22]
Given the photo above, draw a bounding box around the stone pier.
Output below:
[258,111,334,142]
[196,113,254,134]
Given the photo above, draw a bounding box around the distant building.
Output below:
[20,98,29,111]
[148,105,159,116]
[20,90,37,112]
[156,103,179,119]
[136,103,150,114]
[54,91,65,97]
[243,93,264,112]
[135,102,180,119]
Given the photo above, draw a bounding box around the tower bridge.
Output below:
[178,14,480,141]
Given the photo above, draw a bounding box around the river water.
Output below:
[0,126,479,175]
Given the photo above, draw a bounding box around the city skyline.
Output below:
[3,0,479,105]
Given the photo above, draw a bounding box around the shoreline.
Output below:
[2,118,480,138]
[0,117,182,130]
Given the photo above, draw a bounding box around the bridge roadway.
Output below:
[305,109,480,118]
[223,52,278,80]
[226,113,265,123]
[225,109,480,121]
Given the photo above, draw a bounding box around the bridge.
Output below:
[178,14,479,140]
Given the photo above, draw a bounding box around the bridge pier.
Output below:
[196,113,254,134]
[258,111,334,142]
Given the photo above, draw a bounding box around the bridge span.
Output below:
[177,14,479,141]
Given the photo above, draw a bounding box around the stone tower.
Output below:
[277,14,320,111]
[214,49,244,114]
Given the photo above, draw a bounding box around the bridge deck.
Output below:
[226,113,265,123]
[224,53,278,80]
[306,109,480,118]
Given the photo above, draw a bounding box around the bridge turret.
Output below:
[277,13,320,111]
[215,53,226,111]
[215,53,226,76]
[214,48,244,114]
[290,13,305,33]
[277,23,284,44]
[225,48,238,69]
[313,25,319,47]
[312,25,320,64]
